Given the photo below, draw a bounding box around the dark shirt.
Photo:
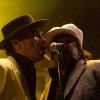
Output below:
[48,58,78,100]
[11,53,36,100]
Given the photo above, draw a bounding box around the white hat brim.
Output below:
[46,28,79,45]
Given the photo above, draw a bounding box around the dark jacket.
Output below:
[69,60,100,100]
[40,59,100,100]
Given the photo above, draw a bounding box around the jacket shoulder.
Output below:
[0,58,8,94]
[0,56,18,94]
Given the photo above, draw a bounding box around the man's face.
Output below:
[11,29,47,62]
[50,33,79,67]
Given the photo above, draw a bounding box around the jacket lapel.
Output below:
[64,60,86,98]
[7,56,31,99]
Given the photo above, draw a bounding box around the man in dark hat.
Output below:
[0,14,48,100]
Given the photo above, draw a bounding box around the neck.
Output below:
[60,57,80,75]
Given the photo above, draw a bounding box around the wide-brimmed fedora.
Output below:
[0,14,48,49]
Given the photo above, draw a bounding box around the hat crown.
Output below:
[46,23,83,49]
[61,24,83,47]
[1,14,35,38]
[62,24,83,39]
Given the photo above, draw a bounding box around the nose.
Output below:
[39,35,46,44]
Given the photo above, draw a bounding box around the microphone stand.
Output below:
[56,51,64,100]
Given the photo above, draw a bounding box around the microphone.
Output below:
[49,42,64,53]
[50,42,64,100]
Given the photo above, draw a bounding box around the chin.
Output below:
[36,55,44,62]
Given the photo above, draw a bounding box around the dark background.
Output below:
[43,0,100,59]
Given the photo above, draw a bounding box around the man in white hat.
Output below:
[0,14,48,100]
[40,24,100,100]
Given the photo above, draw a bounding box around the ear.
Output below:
[11,39,21,49]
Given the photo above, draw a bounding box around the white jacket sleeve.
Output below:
[0,65,7,94]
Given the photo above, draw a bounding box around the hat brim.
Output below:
[0,19,48,49]
[46,28,78,45]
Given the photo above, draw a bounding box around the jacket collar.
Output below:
[64,59,86,98]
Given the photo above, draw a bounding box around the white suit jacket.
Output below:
[0,56,31,100]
